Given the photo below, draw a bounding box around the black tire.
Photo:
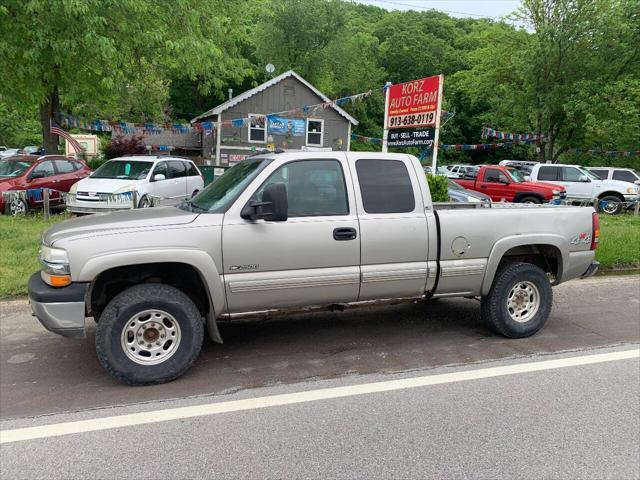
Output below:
[481,262,552,338]
[96,284,204,385]
[519,195,542,204]
[598,195,623,215]
[138,194,151,208]
[6,197,30,216]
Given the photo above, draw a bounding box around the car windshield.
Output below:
[579,167,601,181]
[447,178,465,191]
[0,159,32,177]
[186,157,272,213]
[506,168,525,183]
[91,160,153,180]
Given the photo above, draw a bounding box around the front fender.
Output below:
[481,234,569,296]
[78,248,226,343]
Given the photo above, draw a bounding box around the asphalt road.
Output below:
[1,347,638,479]
[1,275,639,420]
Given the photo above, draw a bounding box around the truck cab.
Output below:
[453,165,565,204]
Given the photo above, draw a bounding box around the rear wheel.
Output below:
[481,262,552,338]
[599,195,623,215]
[519,196,541,204]
[95,284,204,385]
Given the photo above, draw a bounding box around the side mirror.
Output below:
[579,174,590,182]
[153,173,166,182]
[241,183,288,221]
[634,180,640,185]
[500,178,510,185]
[29,171,45,180]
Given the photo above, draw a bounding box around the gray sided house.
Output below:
[192,70,358,165]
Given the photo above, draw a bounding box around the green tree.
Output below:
[0,0,253,153]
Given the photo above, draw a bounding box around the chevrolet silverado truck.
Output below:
[453,165,565,204]
[29,152,600,385]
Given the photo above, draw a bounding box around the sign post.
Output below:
[381,82,392,153]
[431,74,444,171]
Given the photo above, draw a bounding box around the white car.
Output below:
[0,148,21,159]
[67,156,204,214]
[587,167,640,185]
[528,163,639,214]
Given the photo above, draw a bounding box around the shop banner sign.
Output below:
[268,117,305,136]
[386,76,440,129]
[387,128,435,148]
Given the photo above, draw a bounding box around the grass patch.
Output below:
[597,213,640,269]
[0,211,638,299]
[0,213,71,299]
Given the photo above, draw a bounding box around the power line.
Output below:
[360,0,504,19]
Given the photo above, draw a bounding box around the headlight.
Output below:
[467,196,481,203]
[39,246,71,287]
[69,182,78,194]
[552,189,560,195]
[626,186,638,194]
[114,185,135,193]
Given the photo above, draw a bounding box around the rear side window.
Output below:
[185,162,199,177]
[537,166,560,181]
[54,160,75,173]
[590,169,608,180]
[167,161,186,178]
[356,159,415,214]
[612,170,637,183]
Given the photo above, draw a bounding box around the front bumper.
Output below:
[581,260,600,279]
[28,272,89,338]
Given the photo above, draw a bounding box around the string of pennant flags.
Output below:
[55,89,377,135]
[481,127,545,141]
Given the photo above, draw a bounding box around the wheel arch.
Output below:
[513,192,544,203]
[481,235,568,296]
[597,191,624,201]
[82,250,225,343]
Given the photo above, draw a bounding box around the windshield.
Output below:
[91,160,153,180]
[579,167,601,181]
[447,178,464,191]
[506,168,525,183]
[187,158,272,213]
[0,160,32,177]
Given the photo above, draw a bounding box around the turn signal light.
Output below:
[41,272,72,287]
[591,212,600,250]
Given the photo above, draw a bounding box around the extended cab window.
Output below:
[255,160,348,217]
[537,166,560,181]
[355,159,415,214]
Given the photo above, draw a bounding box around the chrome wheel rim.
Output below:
[139,198,151,208]
[10,199,27,215]
[601,200,619,214]
[120,309,181,365]
[507,281,540,323]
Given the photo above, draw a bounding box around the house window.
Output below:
[248,114,266,143]
[306,118,324,146]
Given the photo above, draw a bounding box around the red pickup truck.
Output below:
[453,165,565,204]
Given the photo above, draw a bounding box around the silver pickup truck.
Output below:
[29,152,600,385]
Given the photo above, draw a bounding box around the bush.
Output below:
[103,134,147,159]
[427,173,449,202]
[87,158,107,170]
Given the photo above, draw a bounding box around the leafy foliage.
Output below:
[427,174,450,202]
[103,135,146,159]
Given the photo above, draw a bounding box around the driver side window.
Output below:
[31,161,55,177]
[485,169,508,183]
[253,160,348,217]
[153,161,168,179]
[562,167,585,182]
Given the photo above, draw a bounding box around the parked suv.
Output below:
[528,163,639,214]
[587,167,640,185]
[0,155,91,215]
[67,156,204,214]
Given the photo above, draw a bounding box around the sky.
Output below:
[353,0,523,20]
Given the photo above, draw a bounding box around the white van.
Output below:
[67,156,204,214]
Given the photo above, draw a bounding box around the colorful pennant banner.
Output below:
[481,127,545,141]
[570,148,639,157]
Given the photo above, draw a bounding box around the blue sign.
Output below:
[268,117,305,136]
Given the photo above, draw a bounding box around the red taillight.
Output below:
[591,212,600,250]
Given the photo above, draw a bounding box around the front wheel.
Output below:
[599,196,623,215]
[96,284,204,385]
[7,197,29,216]
[519,196,541,204]
[481,262,552,338]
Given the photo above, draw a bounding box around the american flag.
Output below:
[50,121,85,153]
